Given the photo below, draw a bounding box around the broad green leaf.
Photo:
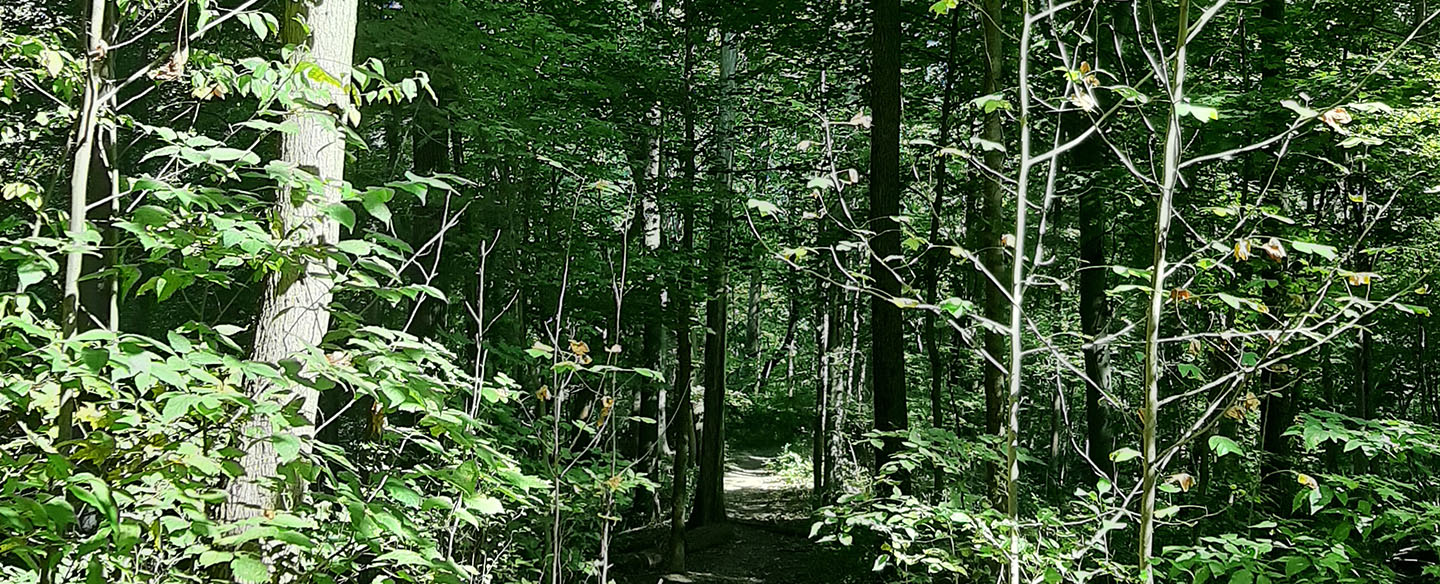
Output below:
[746,198,781,217]
[1209,435,1242,458]
[17,261,46,292]
[1176,102,1219,122]
[230,556,269,584]
[1289,240,1337,260]
[1109,447,1141,463]
[323,203,356,231]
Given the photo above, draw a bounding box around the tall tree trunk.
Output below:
[814,278,833,500]
[745,244,762,358]
[1139,1,1190,579]
[692,31,737,527]
[1002,6,1038,583]
[666,6,700,566]
[406,55,453,340]
[1255,0,1292,496]
[222,0,357,522]
[868,0,908,486]
[758,287,799,390]
[922,8,961,497]
[979,0,1008,499]
[1074,6,1116,483]
[629,82,665,511]
[59,0,119,441]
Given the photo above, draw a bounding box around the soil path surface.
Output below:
[616,452,879,584]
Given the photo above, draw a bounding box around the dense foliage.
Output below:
[3,0,1440,583]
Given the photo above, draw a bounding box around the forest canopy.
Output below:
[3,0,1440,583]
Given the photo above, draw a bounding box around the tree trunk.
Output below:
[666,6,700,566]
[692,31,737,527]
[1139,1,1190,579]
[58,0,119,442]
[922,8,960,497]
[868,0,908,486]
[1255,0,1291,497]
[222,0,357,522]
[979,0,1008,500]
[758,287,799,390]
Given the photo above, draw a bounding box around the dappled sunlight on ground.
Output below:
[617,452,879,584]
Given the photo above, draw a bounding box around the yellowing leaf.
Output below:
[1234,240,1252,261]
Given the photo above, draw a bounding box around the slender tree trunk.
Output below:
[629,78,665,518]
[406,56,453,340]
[59,0,119,441]
[1001,7,1038,583]
[758,288,799,390]
[1255,0,1291,497]
[1073,5,1116,483]
[1138,1,1190,579]
[979,0,1008,500]
[222,0,357,522]
[692,31,737,527]
[745,244,762,358]
[666,7,700,566]
[922,8,960,497]
[814,278,833,499]
[868,0,908,487]
[1077,176,1115,481]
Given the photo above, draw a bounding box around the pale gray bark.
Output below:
[222,0,357,522]
[1139,1,1191,579]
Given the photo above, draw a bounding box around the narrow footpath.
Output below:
[617,452,880,584]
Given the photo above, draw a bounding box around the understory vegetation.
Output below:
[3,0,1440,583]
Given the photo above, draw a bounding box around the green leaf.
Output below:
[1209,435,1242,458]
[238,12,267,41]
[230,556,269,584]
[385,480,422,508]
[336,239,371,256]
[939,297,973,318]
[805,176,834,190]
[39,50,63,77]
[468,495,504,515]
[375,549,429,566]
[746,198,781,217]
[1289,240,1337,260]
[970,93,1011,113]
[323,203,356,231]
[1281,99,1319,119]
[1109,447,1142,463]
[207,148,260,165]
[273,433,302,463]
[1338,135,1384,149]
[302,63,343,89]
[1284,556,1310,577]
[361,187,394,224]
[17,261,46,292]
[969,136,1006,152]
[1176,102,1219,122]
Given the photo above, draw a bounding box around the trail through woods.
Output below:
[616,452,879,584]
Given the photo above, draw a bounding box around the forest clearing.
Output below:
[3,0,1440,583]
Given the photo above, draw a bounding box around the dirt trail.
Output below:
[617,452,878,584]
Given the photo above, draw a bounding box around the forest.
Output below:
[3,0,1440,582]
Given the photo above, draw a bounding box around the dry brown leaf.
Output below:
[1261,238,1286,261]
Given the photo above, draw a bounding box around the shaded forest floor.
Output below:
[615,452,880,584]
